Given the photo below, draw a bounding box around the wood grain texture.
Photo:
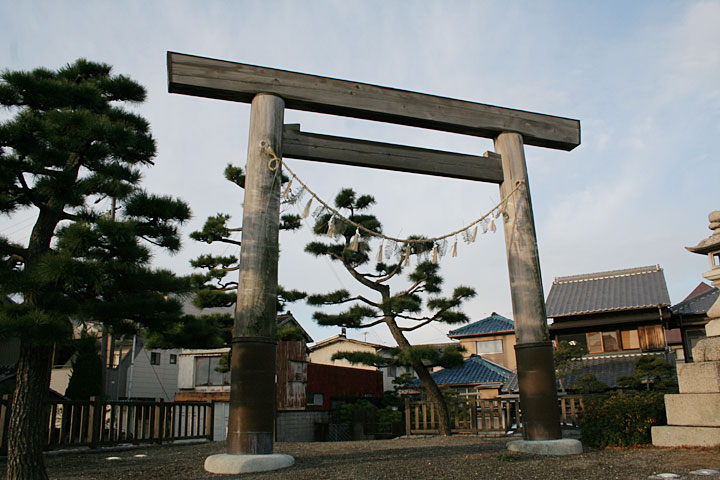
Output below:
[495,132,549,345]
[282,124,504,183]
[168,52,581,151]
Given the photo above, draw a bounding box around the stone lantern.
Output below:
[652,210,720,447]
[686,210,720,329]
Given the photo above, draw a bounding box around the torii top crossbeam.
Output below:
[167,52,580,151]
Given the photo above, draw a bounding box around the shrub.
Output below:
[579,392,666,447]
[571,373,608,394]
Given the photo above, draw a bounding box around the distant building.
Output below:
[447,313,517,370]
[309,334,414,391]
[546,265,671,355]
[668,283,719,362]
[409,354,512,398]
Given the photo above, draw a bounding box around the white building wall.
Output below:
[125,348,181,401]
[309,341,377,370]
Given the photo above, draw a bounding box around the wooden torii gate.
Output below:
[167,52,581,465]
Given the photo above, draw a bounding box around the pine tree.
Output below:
[554,340,588,393]
[146,164,306,361]
[64,334,103,401]
[0,60,191,479]
[305,188,475,436]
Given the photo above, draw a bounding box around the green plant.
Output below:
[579,392,666,447]
[554,340,588,393]
[335,399,375,425]
[376,405,401,433]
[571,373,608,394]
[64,334,104,400]
[616,356,678,392]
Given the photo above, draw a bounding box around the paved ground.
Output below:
[2,436,720,480]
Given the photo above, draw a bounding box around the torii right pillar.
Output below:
[495,132,582,455]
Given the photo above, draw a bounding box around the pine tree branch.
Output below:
[16,172,43,207]
[354,319,386,329]
[217,238,242,247]
[354,295,380,308]
[335,254,387,295]
[59,211,80,221]
[394,313,432,322]
[214,265,241,273]
[376,261,403,283]
[216,285,237,292]
[399,276,427,297]
[399,318,434,332]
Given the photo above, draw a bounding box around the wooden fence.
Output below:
[404,395,586,435]
[0,395,213,454]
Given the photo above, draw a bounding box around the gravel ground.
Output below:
[2,437,719,480]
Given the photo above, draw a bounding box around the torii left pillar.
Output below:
[204,93,295,474]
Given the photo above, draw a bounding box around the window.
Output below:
[150,352,161,365]
[602,331,620,352]
[195,356,230,386]
[476,339,503,355]
[621,330,640,350]
[387,366,397,377]
[586,332,603,353]
[169,354,177,364]
[586,330,641,353]
[307,393,324,406]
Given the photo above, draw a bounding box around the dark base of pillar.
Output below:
[514,341,562,441]
[227,337,277,455]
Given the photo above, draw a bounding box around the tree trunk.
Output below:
[384,317,452,436]
[7,339,53,480]
[411,359,453,436]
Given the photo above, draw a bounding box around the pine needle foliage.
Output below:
[152,163,307,349]
[0,59,192,479]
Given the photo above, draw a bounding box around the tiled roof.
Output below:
[545,265,670,318]
[448,313,514,337]
[412,355,511,387]
[671,286,719,316]
[682,282,713,302]
[309,335,388,351]
[502,351,675,392]
[277,312,314,343]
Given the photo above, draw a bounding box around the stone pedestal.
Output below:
[652,323,720,447]
[204,453,295,474]
[506,438,583,455]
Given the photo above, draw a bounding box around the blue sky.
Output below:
[1,1,718,346]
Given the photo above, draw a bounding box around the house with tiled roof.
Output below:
[309,333,412,391]
[410,354,512,398]
[546,265,671,355]
[503,264,676,393]
[447,313,517,370]
[668,283,719,362]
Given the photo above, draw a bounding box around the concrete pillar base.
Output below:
[506,438,582,455]
[204,453,295,474]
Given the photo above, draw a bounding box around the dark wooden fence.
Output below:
[0,395,213,454]
[405,395,586,435]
